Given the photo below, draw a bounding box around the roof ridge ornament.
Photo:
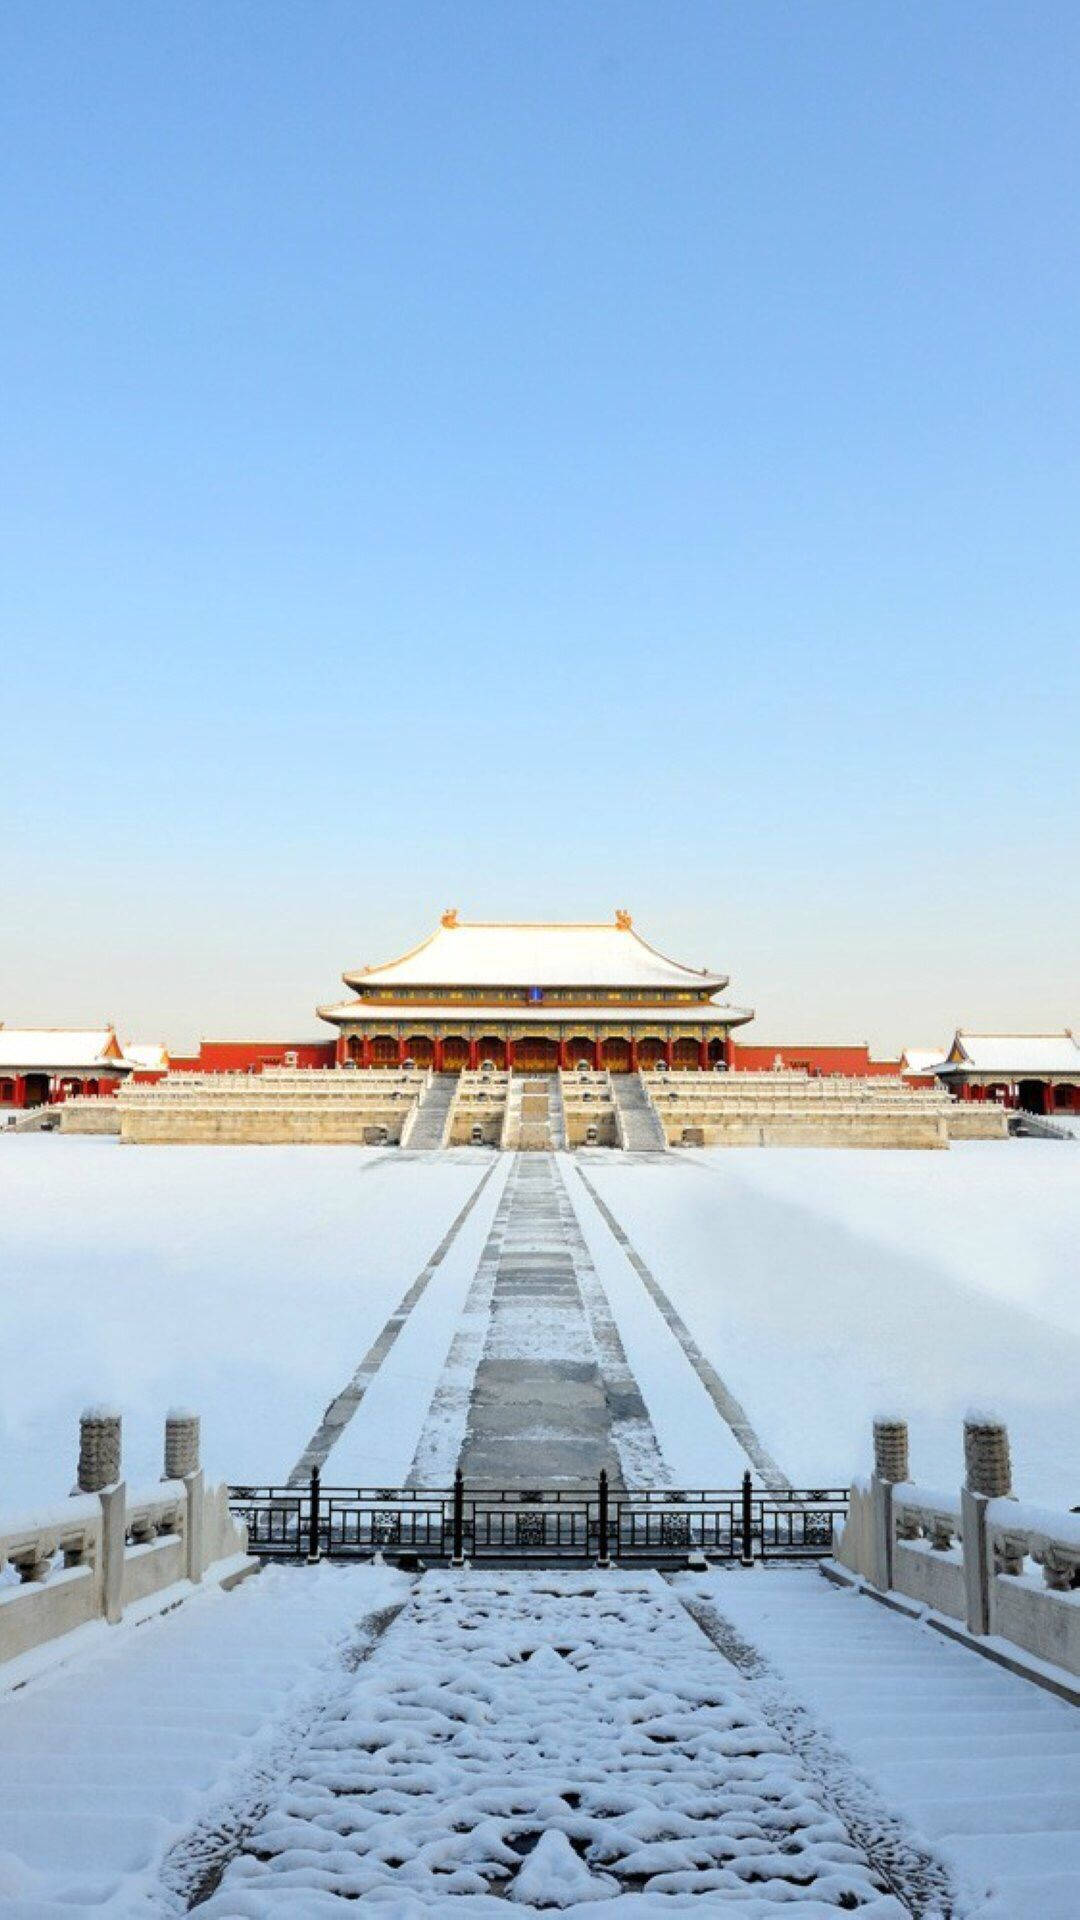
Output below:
[615,909,632,930]
[441,907,459,928]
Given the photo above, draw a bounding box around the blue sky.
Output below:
[2,2,1077,1050]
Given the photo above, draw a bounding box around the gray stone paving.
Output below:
[453,1154,665,1488]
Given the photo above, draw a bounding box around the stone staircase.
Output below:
[501,1074,554,1150]
[611,1070,667,1152]
[402,1073,457,1150]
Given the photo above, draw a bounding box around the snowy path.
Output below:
[0,1562,408,1914]
[195,1570,905,1915]
[7,1560,1079,1914]
[449,1154,665,1487]
[684,1568,1080,1919]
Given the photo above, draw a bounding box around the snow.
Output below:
[196,1570,906,1914]
[581,1144,1080,1505]
[561,1159,752,1486]
[0,1560,408,1912]
[691,1568,1080,1918]
[945,1032,1080,1075]
[328,1154,513,1485]
[0,1139,493,1502]
[342,918,728,990]
[0,1027,122,1069]
[4,1136,1079,1509]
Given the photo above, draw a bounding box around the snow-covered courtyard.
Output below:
[2,1135,1080,1916]
[2,1136,1077,1506]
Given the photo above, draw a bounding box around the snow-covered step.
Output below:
[0,1563,408,1912]
[402,1071,458,1150]
[611,1069,668,1151]
[689,1567,1080,1918]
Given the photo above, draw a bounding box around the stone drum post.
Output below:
[962,1413,1011,1636]
[164,1409,200,1480]
[76,1407,121,1492]
[77,1408,125,1625]
[869,1416,907,1591]
[164,1409,206,1584]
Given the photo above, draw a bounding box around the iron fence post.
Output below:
[451,1468,465,1565]
[740,1470,754,1566]
[597,1469,610,1568]
[307,1466,321,1563]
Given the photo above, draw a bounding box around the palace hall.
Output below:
[317,911,753,1073]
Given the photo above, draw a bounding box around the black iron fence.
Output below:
[228,1470,848,1567]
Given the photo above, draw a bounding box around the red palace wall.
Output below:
[170,1040,337,1074]
[733,1043,901,1078]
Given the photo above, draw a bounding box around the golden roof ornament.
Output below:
[441,907,459,928]
[615,909,632,930]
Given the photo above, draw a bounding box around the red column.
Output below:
[14,1075,26,1108]
[468,1038,479,1071]
[505,1038,515,1070]
[628,1036,638,1072]
[723,1033,735,1069]
[335,1034,347,1067]
[594,1037,604,1071]
[361,1035,373,1069]
[398,1037,408,1067]
[699,1038,709,1071]
[433,1037,444,1071]
[557,1036,568,1071]
[664,1038,674,1070]
[1043,1082,1055,1115]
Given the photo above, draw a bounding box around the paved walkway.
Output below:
[453,1154,664,1486]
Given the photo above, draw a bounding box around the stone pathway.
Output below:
[409,1154,666,1488]
[195,1571,907,1915]
[456,1154,664,1487]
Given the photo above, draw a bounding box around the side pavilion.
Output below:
[936,1031,1080,1114]
[0,1027,131,1108]
[318,911,753,1073]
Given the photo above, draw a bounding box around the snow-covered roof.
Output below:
[941,1031,1080,1077]
[0,1027,127,1071]
[343,914,728,993]
[899,1049,946,1078]
[123,1042,170,1071]
[319,1000,753,1027]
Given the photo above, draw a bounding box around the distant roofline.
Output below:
[344,913,726,988]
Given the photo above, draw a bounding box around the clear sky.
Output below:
[2,2,1077,1052]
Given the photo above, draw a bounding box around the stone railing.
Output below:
[836,1415,1080,1680]
[0,1409,255,1670]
